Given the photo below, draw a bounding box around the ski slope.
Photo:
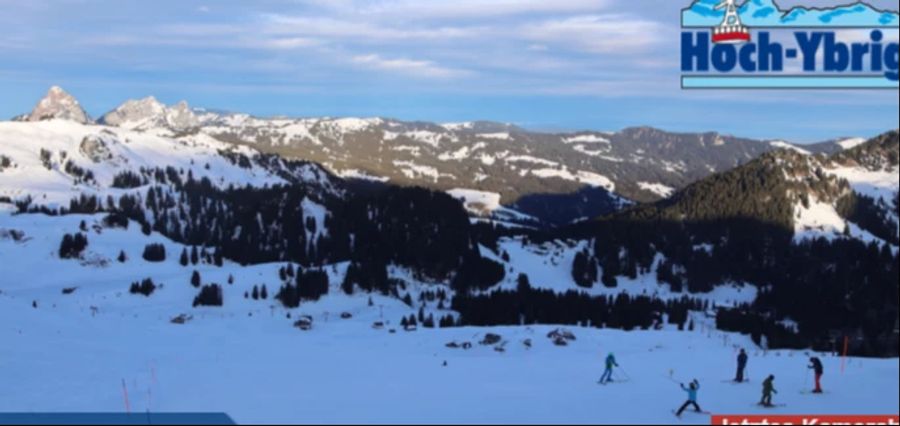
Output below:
[1,207,897,424]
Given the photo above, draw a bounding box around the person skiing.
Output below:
[760,375,778,407]
[809,357,824,393]
[735,349,749,383]
[676,380,703,417]
[599,352,618,384]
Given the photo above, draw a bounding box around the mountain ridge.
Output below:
[6,87,876,226]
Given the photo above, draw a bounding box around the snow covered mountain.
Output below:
[98,97,201,131]
[25,86,91,124]
[190,116,841,206]
[0,119,339,209]
[11,88,866,227]
[612,130,899,246]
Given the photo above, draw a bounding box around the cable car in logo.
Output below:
[712,0,751,44]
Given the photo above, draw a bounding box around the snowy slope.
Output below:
[0,120,337,208]
[769,141,811,156]
[0,210,896,424]
[447,188,539,226]
[487,238,757,307]
[793,196,885,244]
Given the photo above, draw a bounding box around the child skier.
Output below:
[676,380,703,417]
[760,375,777,407]
[809,357,824,393]
[599,353,618,384]
[735,349,749,383]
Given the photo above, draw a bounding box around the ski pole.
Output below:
[803,368,810,391]
[617,366,632,381]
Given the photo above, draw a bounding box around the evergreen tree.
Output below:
[117,250,127,263]
[142,243,166,262]
[213,248,224,267]
[59,233,89,259]
[180,249,189,266]
[252,285,259,300]
[190,246,199,265]
[517,273,532,294]
[191,271,201,288]
[261,285,268,300]
[130,278,157,297]
[193,284,223,307]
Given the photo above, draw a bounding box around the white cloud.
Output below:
[352,54,471,79]
[354,0,611,20]
[262,37,322,50]
[521,15,665,53]
[261,15,485,41]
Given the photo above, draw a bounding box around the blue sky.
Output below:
[0,0,897,142]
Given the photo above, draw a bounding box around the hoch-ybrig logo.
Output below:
[681,0,900,89]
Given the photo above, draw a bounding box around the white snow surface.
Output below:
[638,182,676,198]
[529,168,615,192]
[562,134,611,144]
[335,169,390,183]
[827,165,899,206]
[490,238,757,307]
[793,197,884,244]
[837,138,867,150]
[478,132,511,141]
[769,141,811,155]
[824,164,899,239]
[301,197,329,251]
[447,188,536,223]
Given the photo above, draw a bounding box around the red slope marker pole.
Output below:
[841,336,849,375]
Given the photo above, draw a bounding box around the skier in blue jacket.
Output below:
[599,353,618,384]
[676,380,703,417]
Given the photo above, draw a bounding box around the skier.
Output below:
[675,379,703,417]
[735,349,749,383]
[599,353,618,384]
[760,375,778,407]
[809,357,824,394]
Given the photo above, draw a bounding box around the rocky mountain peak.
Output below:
[27,86,91,124]
[100,97,198,131]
